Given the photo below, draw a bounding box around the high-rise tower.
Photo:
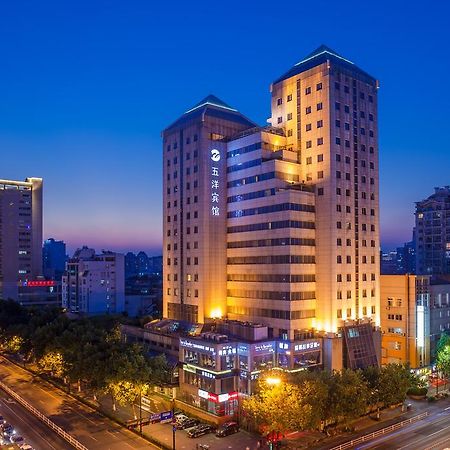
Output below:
[270,46,380,334]
[162,96,256,323]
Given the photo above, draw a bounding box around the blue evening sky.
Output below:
[1,0,448,255]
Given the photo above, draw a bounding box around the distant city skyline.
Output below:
[1,1,449,253]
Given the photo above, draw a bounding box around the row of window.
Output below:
[227,305,315,320]
[337,238,376,247]
[337,288,376,299]
[227,142,262,159]
[167,273,199,281]
[167,287,199,297]
[337,273,376,282]
[167,256,199,266]
[166,166,199,180]
[166,135,198,152]
[227,237,315,249]
[227,289,316,301]
[337,306,376,319]
[227,171,299,188]
[227,273,315,283]
[227,158,261,174]
[228,202,315,219]
[227,220,315,234]
[227,255,315,265]
[228,188,275,204]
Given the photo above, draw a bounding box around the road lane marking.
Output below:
[397,423,450,450]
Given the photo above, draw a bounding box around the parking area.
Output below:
[142,414,261,449]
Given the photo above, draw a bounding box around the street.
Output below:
[0,389,73,450]
[0,355,157,449]
[354,404,450,450]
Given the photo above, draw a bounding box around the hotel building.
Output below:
[0,177,43,301]
[160,46,381,418]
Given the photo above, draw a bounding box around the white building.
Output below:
[62,247,125,314]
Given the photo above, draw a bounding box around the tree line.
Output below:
[243,364,424,437]
[0,299,169,412]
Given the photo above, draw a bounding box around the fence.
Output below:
[329,411,429,450]
[0,380,88,450]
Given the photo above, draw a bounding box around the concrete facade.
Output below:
[62,247,125,314]
[0,177,43,300]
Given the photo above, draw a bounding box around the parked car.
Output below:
[10,435,25,444]
[187,424,215,438]
[178,418,199,430]
[1,423,14,437]
[174,414,189,426]
[216,421,239,437]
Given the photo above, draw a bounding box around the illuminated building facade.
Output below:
[415,186,450,275]
[162,46,382,417]
[0,177,43,300]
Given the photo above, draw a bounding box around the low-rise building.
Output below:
[62,247,125,314]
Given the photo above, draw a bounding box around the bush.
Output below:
[407,386,428,396]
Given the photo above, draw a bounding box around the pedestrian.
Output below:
[257,440,261,448]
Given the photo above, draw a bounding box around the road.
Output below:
[0,389,73,450]
[0,355,157,449]
[356,405,450,450]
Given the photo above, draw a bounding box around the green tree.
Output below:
[378,364,410,406]
[436,333,450,378]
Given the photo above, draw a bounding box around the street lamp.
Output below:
[265,377,281,386]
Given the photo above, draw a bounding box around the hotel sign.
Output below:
[180,339,215,354]
[294,341,321,352]
[210,148,221,216]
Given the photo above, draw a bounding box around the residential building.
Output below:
[416,186,450,275]
[161,46,381,418]
[43,238,67,281]
[62,247,125,314]
[0,177,43,300]
[380,274,450,368]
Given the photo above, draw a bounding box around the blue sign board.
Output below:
[160,411,173,422]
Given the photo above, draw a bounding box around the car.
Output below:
[216,421,239,437]
[19,444,34,450]
[187,424,215,438]
[178,418,199,430]
[1,423,14,437]
[174,414,189,426]
[10,435,25,444]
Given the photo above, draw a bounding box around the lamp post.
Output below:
[171,387,176,450]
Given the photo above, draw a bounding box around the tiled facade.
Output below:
[0,177,43,300]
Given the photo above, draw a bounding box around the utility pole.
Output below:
[172,389,176,450]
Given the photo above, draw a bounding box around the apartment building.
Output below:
[0,177,43,300]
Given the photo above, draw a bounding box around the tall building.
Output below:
[162,46,380,378]
[62,247,125,314]
[415,186,450,275]
[43,238,67,281]
[0,177,43,300]
[163,95,257,324]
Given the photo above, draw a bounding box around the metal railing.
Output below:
[0,380,88,450]
[329,411,429,450]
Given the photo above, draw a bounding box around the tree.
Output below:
[378,364,410,406]
[436,333,450,378]
[38,351,66,378]
[243,376,320,438]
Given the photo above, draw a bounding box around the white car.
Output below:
[20,444,34,450]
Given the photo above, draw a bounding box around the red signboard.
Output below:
[23,280,56,287]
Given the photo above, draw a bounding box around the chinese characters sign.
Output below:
[210,149,220,216]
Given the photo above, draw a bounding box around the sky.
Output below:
[1,0,449,255]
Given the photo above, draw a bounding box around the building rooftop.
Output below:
[272,44,377,86]
[163,94,257,133]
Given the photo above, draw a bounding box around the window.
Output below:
[346,308,352,317]
[346,274,351,281]
[316,82,322,91]
[337,238,342,246]
[287,112,293,120]
[344,105,350,113]
[317,187,324,195]
[336,204,342,212]
[287,94,293,102]
[306,156,312,164]
[317,171,323,179]
[317,102,323,111]
[277,98,283,105]
[306,140,312,148]
[337,221,342,229]
[317,120,323,128]
[337,309,342,318]
[317,154,323,162]
[317,137,323,145]
[306,123,312,131]
[287,129,293,137]
[306,106,311,114]
[335,82,340,90]
[337,291,343,299]
[277,116,282,124]
[305,87,311,95]
[337,255,342,263]
[336,170,341,179]
[346,256,351,263]
[336,137,341,145]
[336,119,341,127]
[336,154,341,162]
[335,102,341,110]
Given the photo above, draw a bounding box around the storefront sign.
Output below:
[294,341,321,352]
[238,344,249,355]
[210,149,221,217]
[180,339,215,353]
[253,342,275,353]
